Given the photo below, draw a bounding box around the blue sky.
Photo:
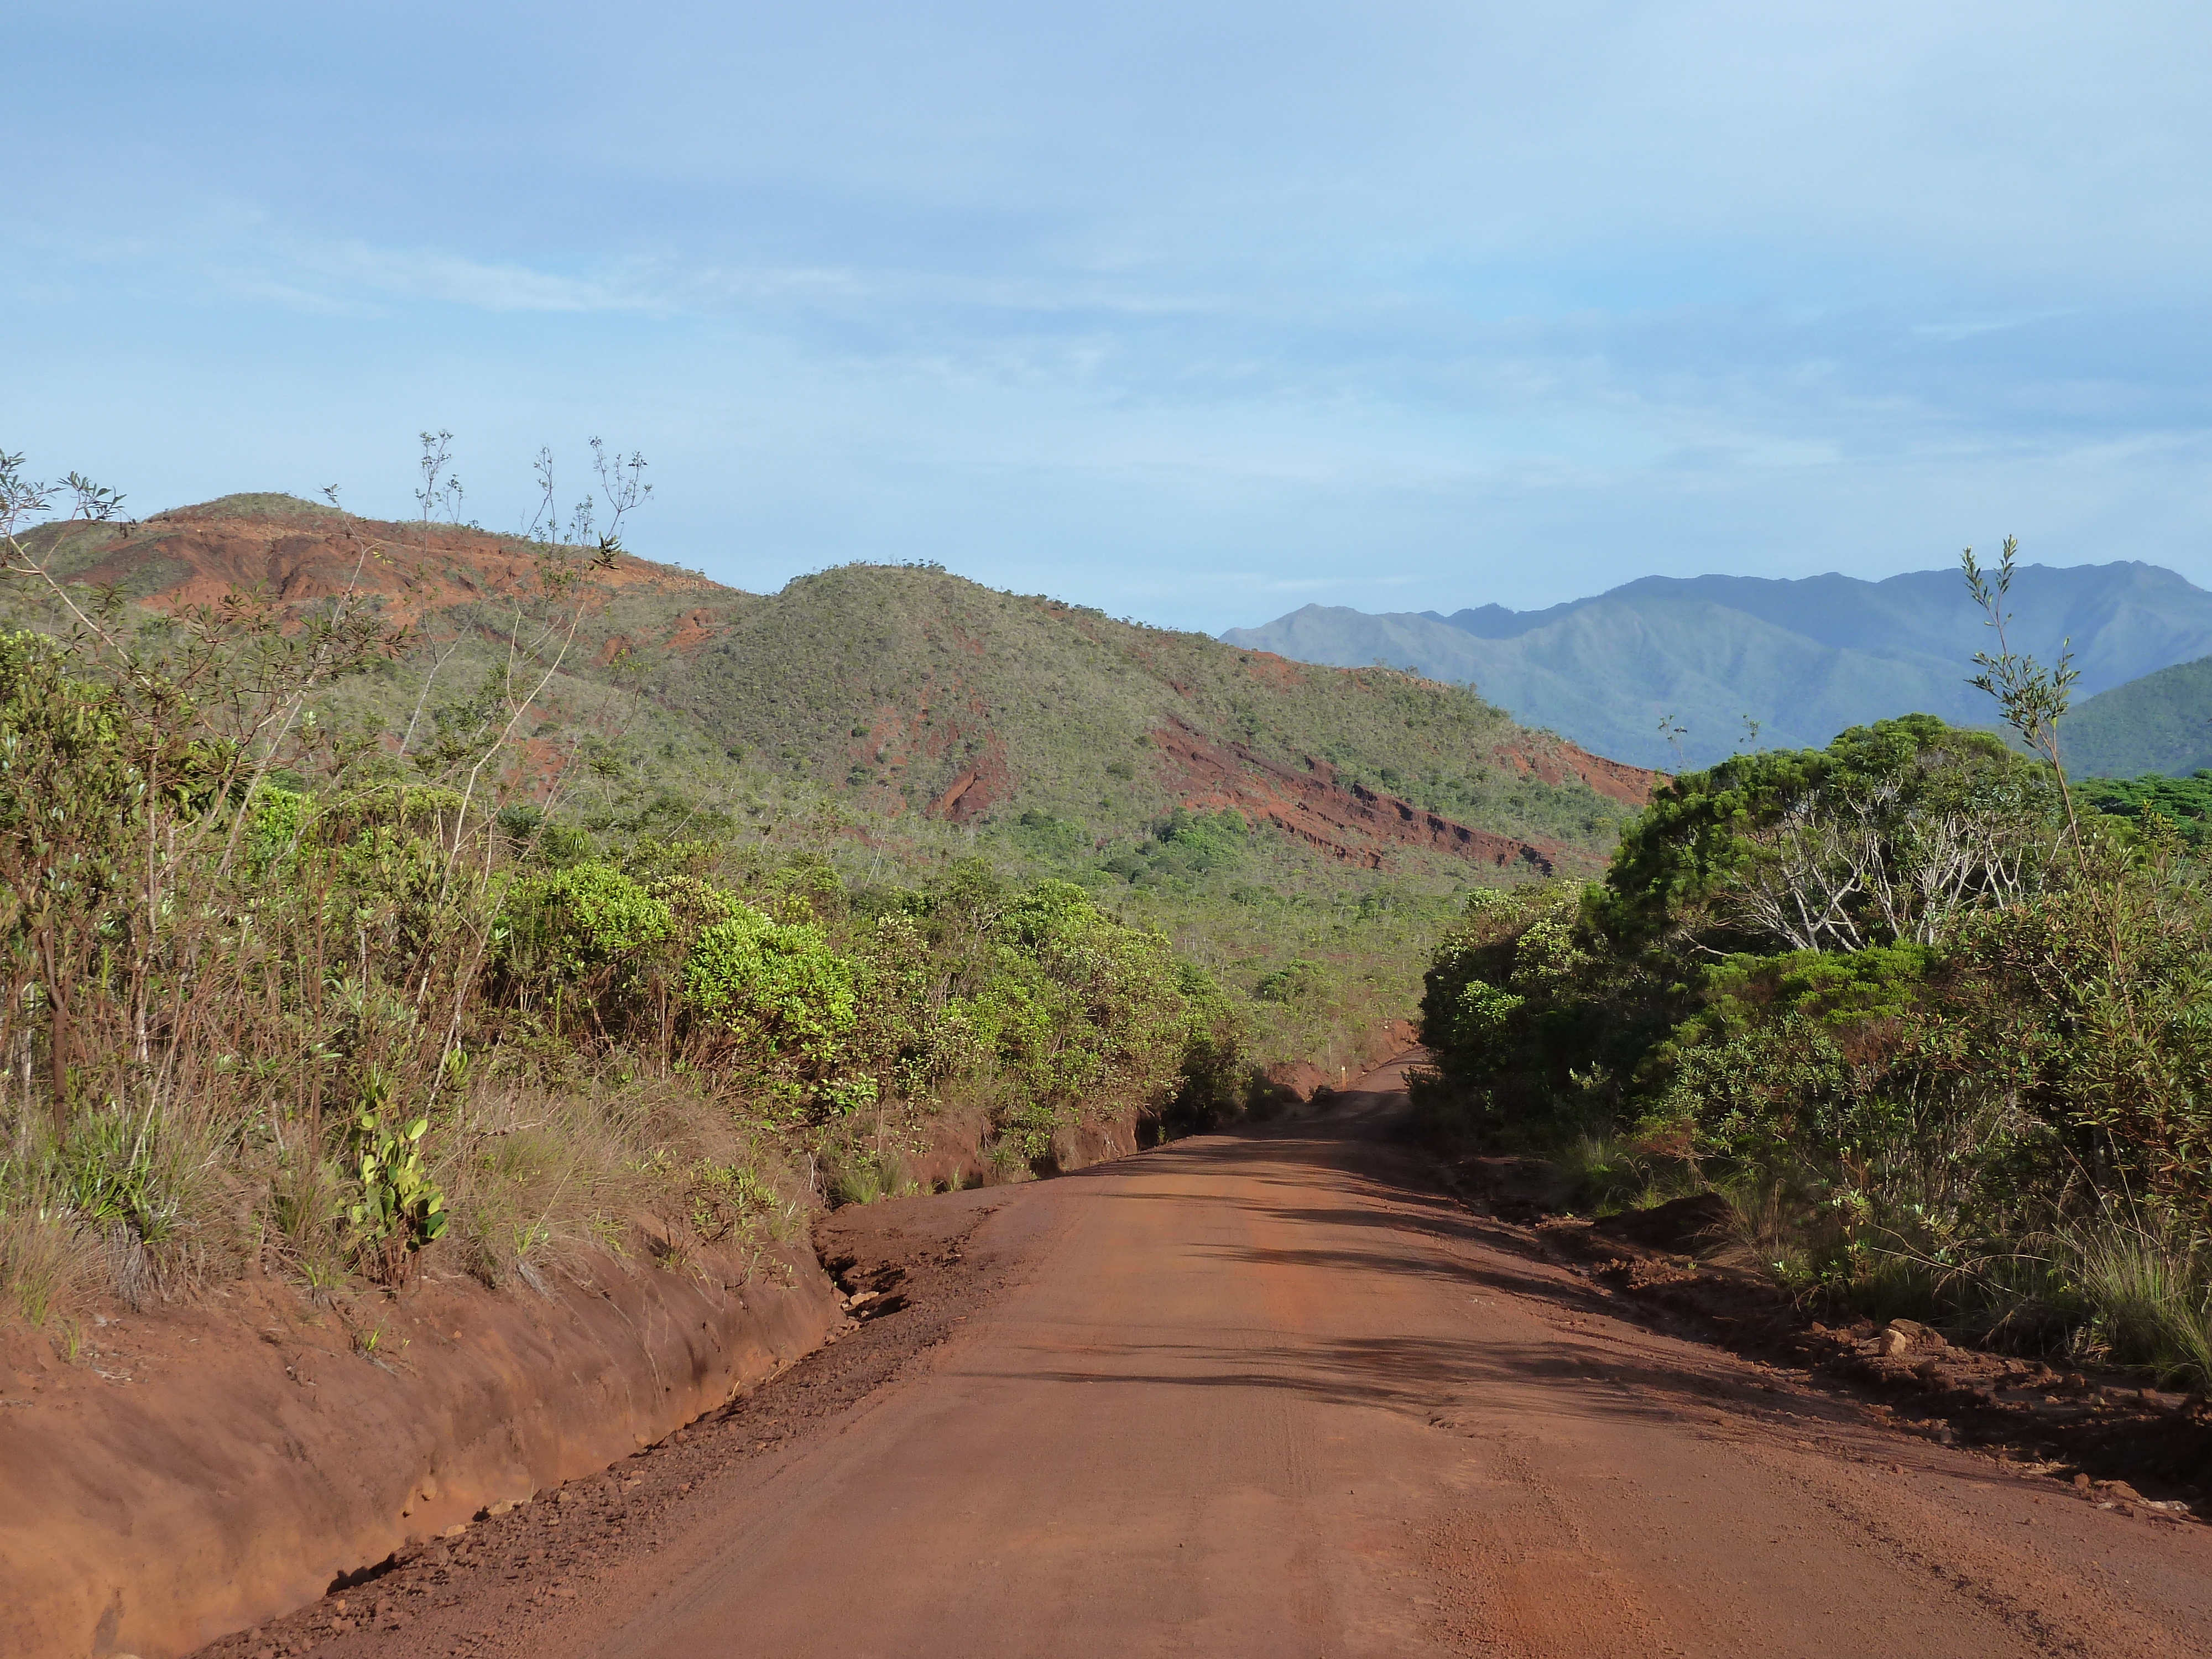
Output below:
[8,2,2211,630]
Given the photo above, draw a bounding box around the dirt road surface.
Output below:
[215,1059,2212,1658]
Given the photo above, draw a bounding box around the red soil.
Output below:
[0,1241,838,1659]
[1494,737,1663,806]
[1152,719,1566,874]
[848,675,1045,823]
[661,607,725,657]
[197,1061,2212,1659]
[59,506,716,631]
[1232,648,1309,689]
[928,738,1015,823]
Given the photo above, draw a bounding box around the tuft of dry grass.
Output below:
[435,1085,652,1292]
[0,1204,96,1326]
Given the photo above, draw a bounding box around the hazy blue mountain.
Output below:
[1223,562,2212,769]
[2062,656,2212,778]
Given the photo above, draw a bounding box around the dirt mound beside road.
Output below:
[0,1241,838,1659]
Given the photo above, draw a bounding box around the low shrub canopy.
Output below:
[1416,714,2212,1379]
[0,588,1255,1323]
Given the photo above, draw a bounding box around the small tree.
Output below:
[1962,536,2086,857]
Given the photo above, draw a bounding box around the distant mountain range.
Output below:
[1223,564,2212,772]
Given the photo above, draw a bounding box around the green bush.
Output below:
[1415,711,2212,1373]
[500,862,673,982]
[684,906,860,1077]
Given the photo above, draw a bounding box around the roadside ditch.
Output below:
[1448,1157,2212,1526]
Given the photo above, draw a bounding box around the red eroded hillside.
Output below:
[17,497,1660,877]
[43,494,729,638]
[1152,718,1568,874]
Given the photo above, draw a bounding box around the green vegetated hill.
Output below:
[1227,562,2212,769]
[0,483,1663,1361]
[2060,654,2212,777]
[3,492,1652,1120]
[641,561,1645,851]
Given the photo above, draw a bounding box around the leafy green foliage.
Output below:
[500,863,674,979]
[347,1105,450,1281]
[1597,714,2052,953]
[1253,957,1322,1004]
[2083,771,2212,846]
[684,907,860,1073]
[1416,706,2212,1378]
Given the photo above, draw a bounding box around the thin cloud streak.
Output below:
[5,2,2212,629]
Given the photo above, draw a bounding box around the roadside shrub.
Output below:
[684,906,860,1091]
[1415,704,2212,1377]
[0,465,1271,1333]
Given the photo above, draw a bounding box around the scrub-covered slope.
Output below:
[2062,653,2212,777]
[22,494,1652,873]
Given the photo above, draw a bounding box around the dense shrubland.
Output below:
[653,560,1636,858]
[0,466,1249,1333]
[1416,689,2212,1385]
[2083,770,2212,847]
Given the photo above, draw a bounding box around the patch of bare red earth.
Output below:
[206,1061,2212,1659]
[64,507,725,633]
[1150,720,1587,875]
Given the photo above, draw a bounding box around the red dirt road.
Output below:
[245,1060,2212,1658]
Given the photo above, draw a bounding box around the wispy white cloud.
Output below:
[7,1,2212,628]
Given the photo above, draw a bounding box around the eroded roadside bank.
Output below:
[0,1238,839,1659]
[0,1081,1228,1659]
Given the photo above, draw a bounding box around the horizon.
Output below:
[36,486,2207,641]
[63,487,2206,639]
[11,4,2212,633]
[1260,555,2203,627]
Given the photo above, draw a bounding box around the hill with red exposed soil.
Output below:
[14,494,1655,876]
[31,493,718,627]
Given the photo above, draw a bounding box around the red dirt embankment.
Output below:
[1152,718,1568,874]
[0,1244,839,1659]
